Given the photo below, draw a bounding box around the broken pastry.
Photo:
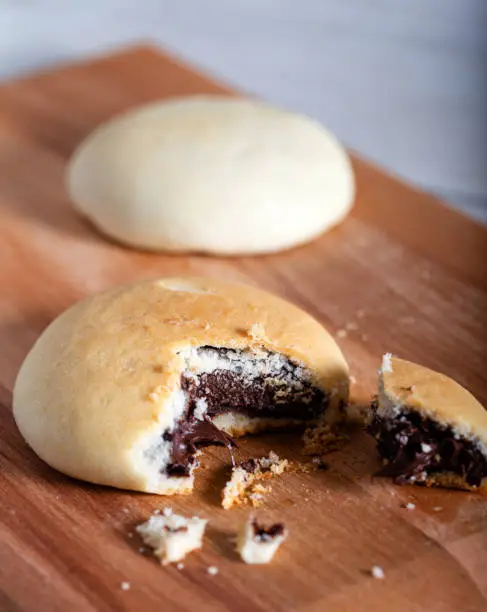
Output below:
[369,354,487,490]
[237,517,288,564]
[13,277,349,494]
[136,509,207,564]
[222,451,289,509]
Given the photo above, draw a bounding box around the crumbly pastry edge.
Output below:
[375,354,487,464]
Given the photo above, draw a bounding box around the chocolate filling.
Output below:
[182,347,325,420]
[252,520,285,542]
[368,402,487,487]
[163,525,188,534]
[163,347,327,478]
[164,418,236,477]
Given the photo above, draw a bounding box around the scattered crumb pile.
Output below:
[222,451,289,510]
[136,508,207,565]
[237,517,288,564]
[135,509,287,568]
[302,420,349,456]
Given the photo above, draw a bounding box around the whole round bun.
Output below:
[13,277,349,495]
[67,95,355,255]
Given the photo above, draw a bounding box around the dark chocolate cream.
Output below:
[163,347,327,477]
[252,520,285,542]
[164,417,236,477]
[368,402,487,487]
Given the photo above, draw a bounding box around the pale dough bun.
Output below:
[13,277,349,495]
[67,95,355,255]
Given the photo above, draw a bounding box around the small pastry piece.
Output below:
[222,452,288,510]
[237,517,288,564]
[13,277,348,495]
[369,354,487,490]
[136,510,207,565]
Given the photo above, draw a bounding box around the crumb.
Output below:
[433,506,443,512]
[207,566,219,576]
[176,563,184,570]
[249,483,271,508]
[122,508,130,514]
[404,502,415,510]
[152,509,161,515]
[138,547,145,554]
[421,443,432,453]
[336,329,347,339]
[120,581,131,591]
[371,565,385,579]
[249,493,264,507]
[345,321,358,331]
[237,517,288,564]
[222,452,289,510]
[136,512,207,565]
[311,456,329,470]
[349,375,357,385]
[302,421,348,456]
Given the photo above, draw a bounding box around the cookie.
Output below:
[369,354,487,490]
[67,95,355,255]
[13,277,349,494]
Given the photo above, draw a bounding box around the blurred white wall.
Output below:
[2,0,486,222]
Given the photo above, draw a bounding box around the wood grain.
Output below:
[0,46,486,612]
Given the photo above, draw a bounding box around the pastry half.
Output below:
[13,277,349,495]
[369,354,487,490]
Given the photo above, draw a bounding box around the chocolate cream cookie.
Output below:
[13,277,349,495]
[369,354,487,491]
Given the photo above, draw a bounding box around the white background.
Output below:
[2,0,486,223]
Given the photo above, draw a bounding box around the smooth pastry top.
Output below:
[67,95,355,254]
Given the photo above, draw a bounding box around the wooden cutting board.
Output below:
[1,46,486,612]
